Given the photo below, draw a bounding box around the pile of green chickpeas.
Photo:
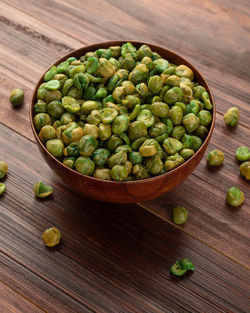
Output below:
[33,42,213,181]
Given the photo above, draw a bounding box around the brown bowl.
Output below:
[30,41,215,203]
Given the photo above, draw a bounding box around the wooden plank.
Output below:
[0,282,45,313]
[0,123,250,312]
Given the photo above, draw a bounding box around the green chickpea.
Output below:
[145,154,164,175]
[46,139,64,157]
[0,161,8,179]
[186,99,202,115]
[62,122,84,144]
[37,83,48,101]
[166,75,180,87]
[163,87,183,105]
[172,206,188,225]
[63,157,76,168]
[136,83,149,98]
[131,137,147,151]
[42,227,61,247]
[111,165,128,181]
[53,120,62,130]
[170,106,183,125]
[9,89,24,107]
[78,135,98,157]
[163,138,183,155]
[62,96,81,114]
[195,125,208,139]
[162,118,174,135]
[81,101,101,115]
[112,115,129,134]
[128,121,148,141]
[56,60,70,74]
[138,45,152,58]
[63,142,79,157]
[121,42,137,58]
[226,187,245,207]
[73,73,89,90]
[106,135,123,152]
[85,56,99,74]
[150,102,169,118]
[34,113,52,131]
[175,65,193,80]
[139,139,158,157]
[201,91,212,110]
[33,181,52,198]
[206,149,224,166]
[93,168,112,180]
[240,161,250,180]
[180,148,195,160]
[171,126,186,141]
[47,100,64,119]
[45,90,62,103]
[120,56,136,71]
[129,64,149,85]
[98,123,112,140]
[137,109,155,127]
[34,100,47,114]
[60,112,76,125]
[128,104,141,121]
[116,145,132,154]
[83,86,96,100]
[182,113,200,133]
[86,110,101,126]
[132,164,150,180]
[129,151,143,164]
[107,151,127,168]
[62,78,74,96]
[193,85,206,99]
[235,146,250,162]
[95,87,108,99]
[165,154,185,171]
[92,148,111,166]
[98,58,116,78]
[198,110,212,126]
[101,108,119,124]
[44,66,57,81]
[75,156,95,175]
[69,65,85,78]
[148,75,163,94]
[0,182,6,195]
[44,80,60,91]
[149,122,168,138]
[110,45,121,58]
[39,125,56,143]
[153,58,168,72]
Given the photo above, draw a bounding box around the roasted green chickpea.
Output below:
[111,165,128,181]
[112,115,129,134]
[198,110,212,126]
[240,161,250,180]
[46,139,64,157]
[62,96,81,114]
[92,148,111,166]
[170,106,183,125]
[163,87,183,105]
[34,113,52,132]
[150,102,169,118]
[171,126,186,141]
[145,154,164,175]
[139,139,158,157]
[132,164,150,180]
[137,109,155,127]
[0,161,8,179]
[179,148,194,160]
[62,122,84,144]
[98,123,112,140]
[128,151,143,164]
[172,206,188,225]
[226,187,245,207]
[182,113,200,133]
[34,100,47,114]
[235,146,250,162]
[9,89,24,107]
[129,64,149,85]
[33,181,52,198]
[195,125,208,139]
[39,125,56,143]
[163,138,183,155]
[0,182,6,195]
[165,154,185,171]
[106,135,123,152]
[148,75,163,94]
[149,122,168,138]
[78,135,98,157]
[107,151,127,168]
[75,156,95,175]
[63,157,76,168]
[206,149,224,166]
[63,142,79,157]
[42,227,61,247]
[128,121,148,141]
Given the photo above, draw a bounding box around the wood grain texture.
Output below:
[0,124,250,313]
[0,282,44,313]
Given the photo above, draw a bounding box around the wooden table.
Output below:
[0,1,249,312]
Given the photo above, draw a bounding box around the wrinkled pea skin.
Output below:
[206,150,224,166]
[235,146,250,162]
[10,89,24,107]
[33,181,52,198]
[172,206,188,225]
[34,42,213,181]
[42,227,61,247]
[226,187,245,207]
[240,161,250,180]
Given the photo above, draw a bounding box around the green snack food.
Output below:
[206,150,224,166]
[224,107,239,127]
[226,187,245,207]
[180,258,195,271]
[42,227,61,247]
[0,161,8,179]
[235,146,250,162]
[239,161,250,180]
[34,42,213,181]
[75,156,95,175]
[170,261,187,276]
[33,181,53,198]
[172,206,188,225]
[10,89,24,107]
[0,183,6,195]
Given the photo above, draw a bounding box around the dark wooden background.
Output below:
[0,0,249,312]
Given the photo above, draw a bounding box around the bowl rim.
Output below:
[30,40,215,185]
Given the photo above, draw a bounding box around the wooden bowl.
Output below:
[30,41,215,203]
